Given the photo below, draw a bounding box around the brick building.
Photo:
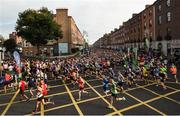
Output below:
[154,0,180,55]
[94,0,180,56]
[21,8,84,56]
[53,8,84,55]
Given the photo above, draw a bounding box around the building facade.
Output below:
[154,0,180,55]
[94,0,180,56]
[19,8,84,56]
[54,9,84,55]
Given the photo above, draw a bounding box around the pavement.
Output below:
[0,73,180,115]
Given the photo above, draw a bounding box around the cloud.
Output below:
[0,0,155,44]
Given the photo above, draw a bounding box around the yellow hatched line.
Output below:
[24,82,156,115]
[120,73,179,103]
[41,103,44,116]
[165,81,180,84]
[136,84,180,104]
[1,89,20,116]
[64,83,83,116]
[0,78,100,96]
[124,92,166,115]
[107,90,179,115]
[147,80,178,91]
[85,80,122,116]
[116,78,167,115]
[0,84,103,107]
[25,94,111,115]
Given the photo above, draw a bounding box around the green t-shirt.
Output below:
[111,80,118,94]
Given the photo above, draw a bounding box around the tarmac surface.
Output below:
[0,72,180,115]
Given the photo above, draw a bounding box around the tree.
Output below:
[3,39,17,53]
[15,7,63,54]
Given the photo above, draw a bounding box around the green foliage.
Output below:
[3,39,17,52]
[15,7,63,47]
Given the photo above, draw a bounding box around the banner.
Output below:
[13,51,20,67]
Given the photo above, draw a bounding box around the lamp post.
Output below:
[50,47,53,56]
[43,48,47,61]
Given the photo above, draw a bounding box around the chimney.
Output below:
[145,5,150,8]
[132,13,137,17]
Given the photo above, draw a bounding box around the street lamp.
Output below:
[43,48,47,60]
[0,45,5,61]
[50,47,53,56]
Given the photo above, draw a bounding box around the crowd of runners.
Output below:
[0,48,178,113]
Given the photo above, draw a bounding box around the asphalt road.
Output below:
[0,72,180,115]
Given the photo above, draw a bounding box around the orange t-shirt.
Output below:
[5,73,11,81]
[170,67,177,75]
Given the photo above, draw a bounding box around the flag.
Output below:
[13,51,20,67]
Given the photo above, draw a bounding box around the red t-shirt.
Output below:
[20,80,25,91]
[77,78,84,88]
[42,84,47,96]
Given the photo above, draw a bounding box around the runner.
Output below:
[108,78,126,109]
[169,64,178,83]
[158,64,167,90]
[117,72,125,93]
[76,76,88,101]
[102,75,110,95]
[40,79,54,105]
[27,73,36,98]
[32,82,44,114]
[18,78,30,101]
[69,69,77,88]
[4,71,12,94]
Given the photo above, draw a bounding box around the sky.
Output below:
[0,0,156,44]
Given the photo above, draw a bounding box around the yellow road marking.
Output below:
[165,81,180,84]
[24,81,166,115]
[64,83,83,116]
[107,90,179,115]
[24,82,157,115]
[0,78,100,96]
[120,72,179,103]
[0,84,103,107]
[125,92,166,115]
[1,89,20,116]
[44,94,112,114]
[85,80,122,116]
[25,93,111,115]
[147,80,178,91]
[41,103,44,116]
[136,84,180,104]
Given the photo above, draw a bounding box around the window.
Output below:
[149,10,152,16]
[144,22,147,29]
[158,16,162,24]
[158,5,161,11]
[149,19,152,27]
[166,27,172,40]
[167,0,171,7]
[144,13,146,19]
[167,12,171,22]
[167,27,171,35]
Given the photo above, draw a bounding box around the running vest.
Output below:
[20,81,25,91]
[77,78,84,88]
[160,67,167,74]
[42,84,47,96]
[111,81,117,94]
